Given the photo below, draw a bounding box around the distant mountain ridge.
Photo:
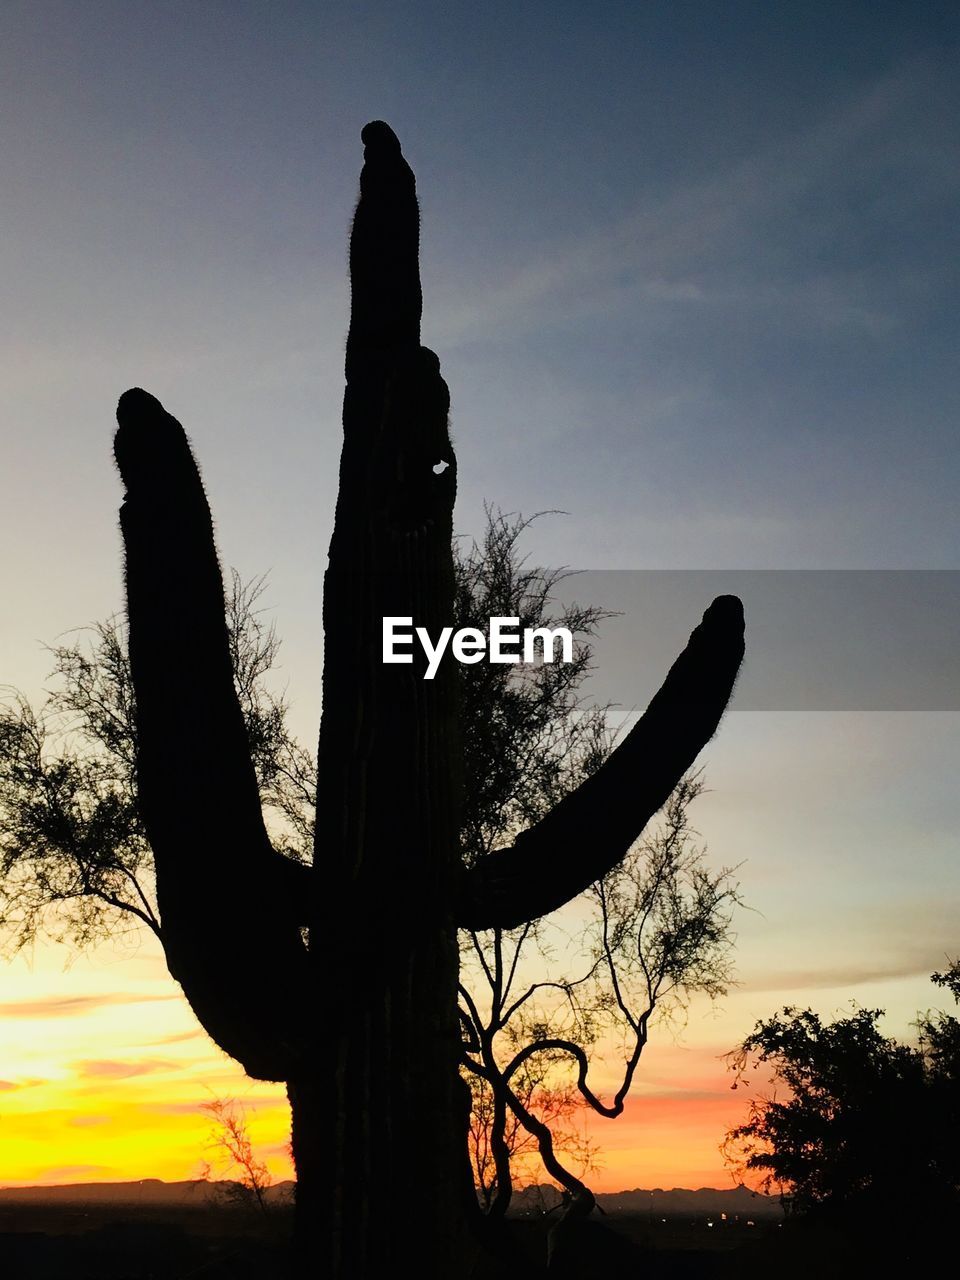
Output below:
[513,1183,783,1219]
[0,1178,294,1207]
[0,1178,781,1218]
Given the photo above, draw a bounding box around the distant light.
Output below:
[707,1221,714,1228]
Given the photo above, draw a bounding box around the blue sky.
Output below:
[2,0,959,1185]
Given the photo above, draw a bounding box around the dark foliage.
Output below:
[725,963,960,1229]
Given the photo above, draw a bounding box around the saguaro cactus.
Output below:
[113,122,744,1276]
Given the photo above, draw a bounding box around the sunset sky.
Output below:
[2,1,959,1192]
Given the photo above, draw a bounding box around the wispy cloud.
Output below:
[150,1100,216,1116]
[73,1059,179,1080]
[435,58,953,347]
[262,1143,293,1160]
[742,960,938,994]
[633,1088,727,1104]
[0,993,178,1018]
[0,1077,45,1092]
[144,1030,206,1047]
[151,1093,288,1117]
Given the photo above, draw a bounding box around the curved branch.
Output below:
[458,982,485,1046]
[503,1034,646,1121]
[460,1051,494,1085]
[501,1076,596,1263]
[488,1070,514,1221]
[457,595,744,929]
[499,978,591,1032]
[458,1008,481,1053]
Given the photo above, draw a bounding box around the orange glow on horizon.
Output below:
[582,1092,748,1193]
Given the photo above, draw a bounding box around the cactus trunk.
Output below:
[305,132,470,1255]
[288,950,473,1274]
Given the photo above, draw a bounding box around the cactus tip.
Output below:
[114,388,186,487]
[116,386,165,428]
[706,594,744,627]
[361,120,401,154]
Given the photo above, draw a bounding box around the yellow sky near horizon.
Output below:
[0,924,748,1194]
[1,919,942,1195]
[0,935,291,1189]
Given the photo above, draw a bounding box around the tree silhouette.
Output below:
[724,965,960,1236]
[467,1062,600,1215]
[460,770,741,1222]
[199,1096,276,1217]
[111,121,744,1275]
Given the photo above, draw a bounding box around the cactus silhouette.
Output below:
[113,121,744,1276]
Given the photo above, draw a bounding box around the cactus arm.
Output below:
[114,389,309,1081]
[457,594,744,930]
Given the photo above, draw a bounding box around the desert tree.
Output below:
[460,767,741,1227]
[455,508,610,1216]
[453,514,741,1222]
[723,965,960,1230]
[199,1095,279,1217]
